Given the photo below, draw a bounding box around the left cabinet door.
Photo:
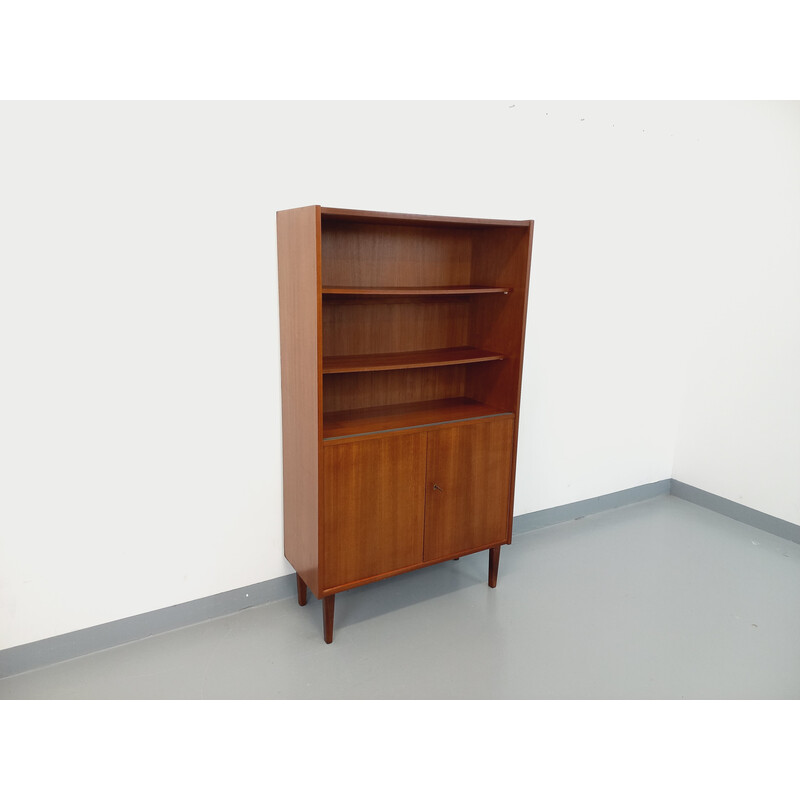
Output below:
[322,432,427,590]
[423,416,514,562]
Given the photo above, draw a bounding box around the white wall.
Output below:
[1,102,796,650]
[670,103,800,524]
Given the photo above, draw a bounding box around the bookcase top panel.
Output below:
[319,206,533,229]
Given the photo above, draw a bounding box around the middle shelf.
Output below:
[322,346,505,374]
[322,285,512,296]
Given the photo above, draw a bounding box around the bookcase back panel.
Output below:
[322,299,471,357]
[323,366,467,413]
[321,222,472,287]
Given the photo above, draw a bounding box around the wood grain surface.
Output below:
[322,285,512,295]
[322,432,426,589]
[423,416,514,561]
[323,346,503,374]
[323,398,510,439]
[276,206,322,595]
[322,365,467,414]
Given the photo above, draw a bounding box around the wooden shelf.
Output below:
[322,346,504,374]
[322,285,512,296]
[323,398,513,440]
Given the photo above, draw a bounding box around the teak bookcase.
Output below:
[276,206,534,642]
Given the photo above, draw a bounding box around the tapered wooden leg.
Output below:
[296,573,307,606]
[488,546,501,588]
[323,595,335,644]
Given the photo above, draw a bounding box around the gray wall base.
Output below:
[670,480,800,546]
[0,574,296,680]
[2,479,798,680]
[513,479,672,533]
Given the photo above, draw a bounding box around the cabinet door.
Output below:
[322,432,426,589]
[423,416,514,562]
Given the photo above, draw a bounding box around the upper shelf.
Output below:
[322,285,512,297]
[322,346,504,374]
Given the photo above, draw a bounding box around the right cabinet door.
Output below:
[423,416,515,562]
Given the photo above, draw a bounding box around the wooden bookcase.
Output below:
[276,206,534,642]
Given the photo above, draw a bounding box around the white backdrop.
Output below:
[1,101,798,649]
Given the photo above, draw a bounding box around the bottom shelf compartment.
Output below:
[322,397,511,440]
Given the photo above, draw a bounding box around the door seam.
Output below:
[421,430,430,562]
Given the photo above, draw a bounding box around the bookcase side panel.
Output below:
[277,206,323,595]
[467,223,534,541]
[466,225,532,412]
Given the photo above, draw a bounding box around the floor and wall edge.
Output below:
[670,480,800,547]
[512,479,672,533]
[3,479,798,680]
[0,575,296,681]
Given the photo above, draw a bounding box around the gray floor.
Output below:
[2,495,799,699]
